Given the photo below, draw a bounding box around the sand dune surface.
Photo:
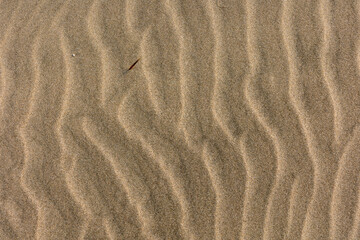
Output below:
[1,0,360,239]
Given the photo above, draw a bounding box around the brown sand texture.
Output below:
[1,0,360,239]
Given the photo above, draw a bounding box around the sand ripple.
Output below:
[1,0,360,239]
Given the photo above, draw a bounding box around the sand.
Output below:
[1,0,360,239]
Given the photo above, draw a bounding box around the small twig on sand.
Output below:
[128,58,140,71]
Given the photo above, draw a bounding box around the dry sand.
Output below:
[1,0,360,239]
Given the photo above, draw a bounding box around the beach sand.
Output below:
[1,0,360,239]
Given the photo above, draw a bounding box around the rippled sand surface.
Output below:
[1,1,360,239]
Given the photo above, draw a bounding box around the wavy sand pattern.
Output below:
[1,0,360,239]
